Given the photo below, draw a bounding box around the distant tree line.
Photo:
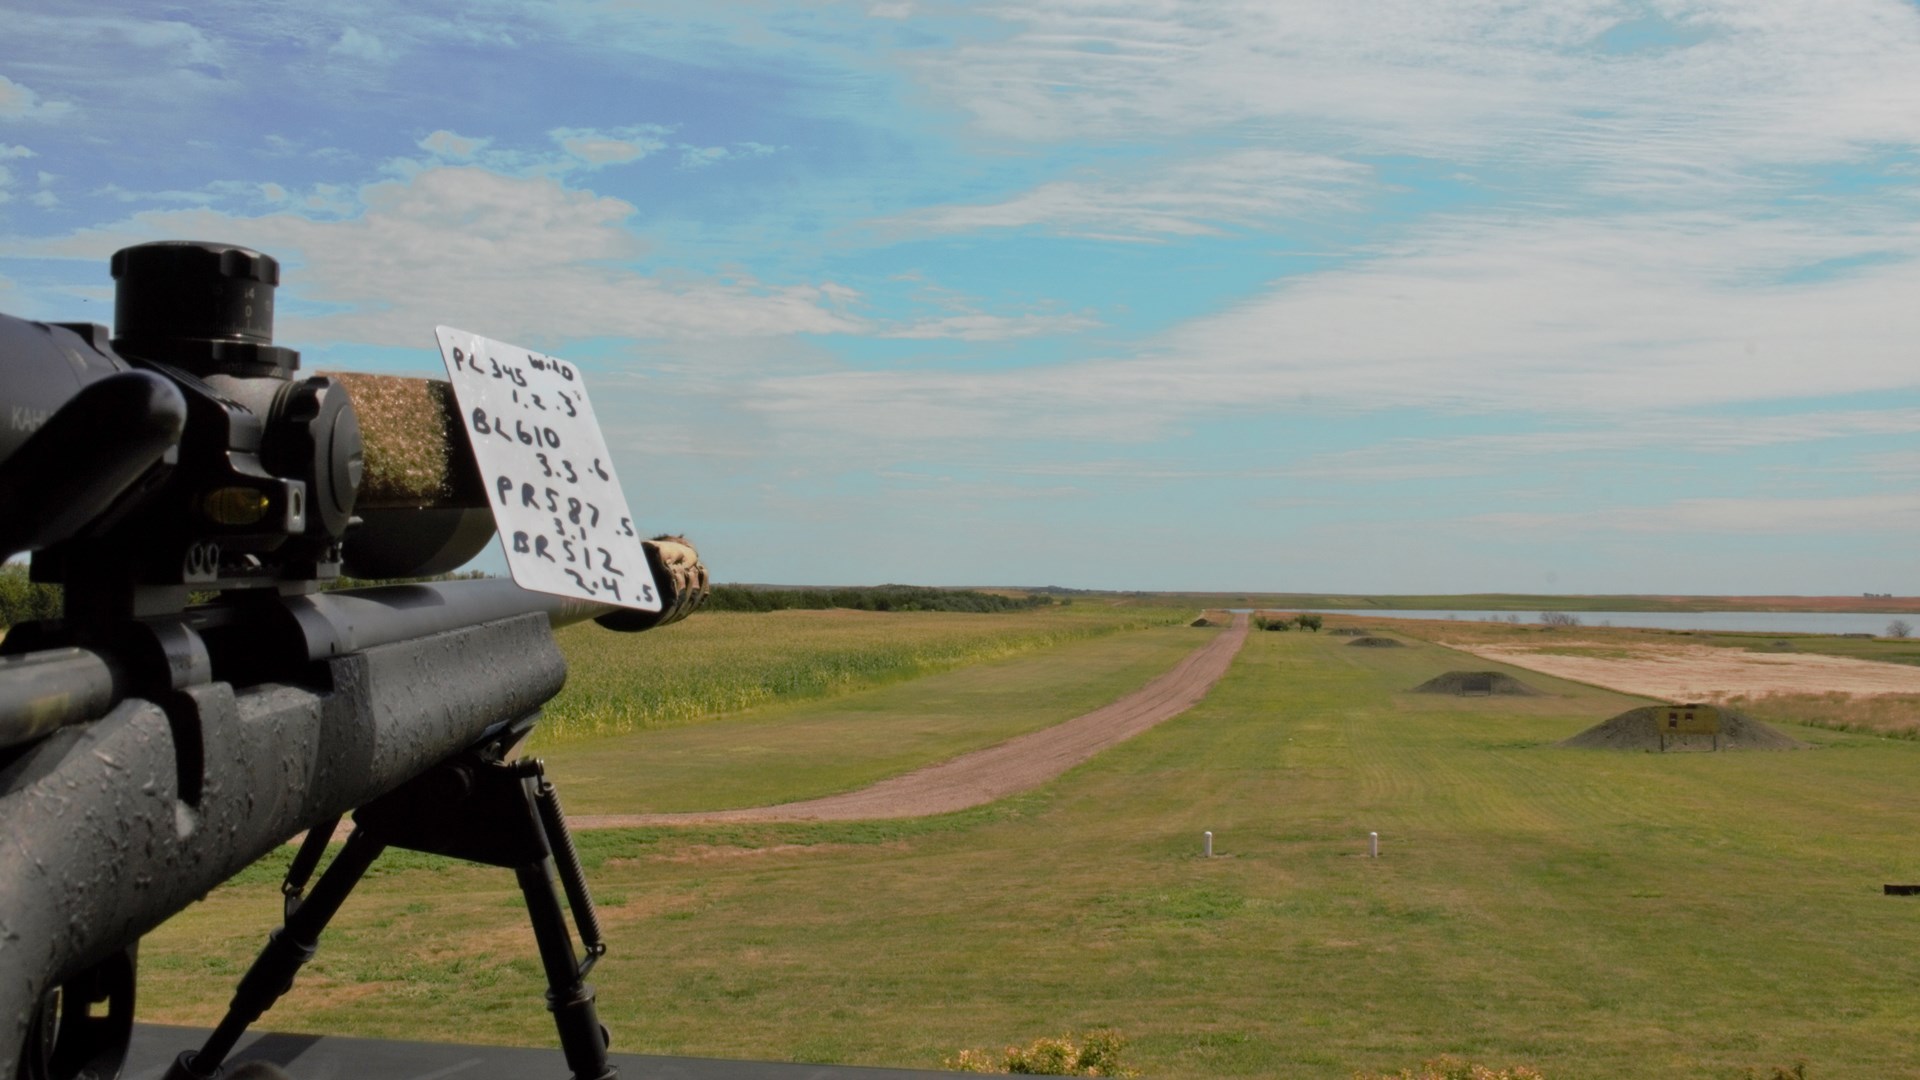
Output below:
[5,570,1052,626]
[705,584,1057,614]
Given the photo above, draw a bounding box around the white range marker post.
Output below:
[1203,830,1213,858]
[1369,831,1380,858]
[435,327,661,613]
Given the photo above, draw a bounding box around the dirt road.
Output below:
[572,613,1250,827]
[1450,640,1920,702]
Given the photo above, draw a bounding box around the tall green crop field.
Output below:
[540,604,1183,740]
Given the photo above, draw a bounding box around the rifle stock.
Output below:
[0,242,706,1080]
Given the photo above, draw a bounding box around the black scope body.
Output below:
[0,241,493,620]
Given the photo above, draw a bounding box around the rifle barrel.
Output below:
[283,578,614,660]
[0,647,119,751]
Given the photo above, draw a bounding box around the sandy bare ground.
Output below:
[571,614,1250,828]
[1448,640,1920,702]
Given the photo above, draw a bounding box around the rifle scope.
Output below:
[0,241,495,618]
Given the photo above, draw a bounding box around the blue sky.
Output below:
[5,1,1920,594]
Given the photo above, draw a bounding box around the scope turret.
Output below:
[110,241,301,379]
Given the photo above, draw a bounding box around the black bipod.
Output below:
[164,751,614,1080]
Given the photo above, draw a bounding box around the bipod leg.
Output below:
[518,765,612,1080]
[517,857,614,1080]
[356,754,615,1080]
[163,824,387,1080]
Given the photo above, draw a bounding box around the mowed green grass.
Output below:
[138,627,1920,1078]
[1376,614,1920,669]
[540,624,1208,813]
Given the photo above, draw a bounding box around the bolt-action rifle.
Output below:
[0,241,708,1080]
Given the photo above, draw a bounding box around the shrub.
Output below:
[945,1029,1136,1077]
[1294,613,1323,632]
[1354,1057,1546,1080]
[1887,619,1912,639]
[0,562,62,629]
[1538,611,1581,628]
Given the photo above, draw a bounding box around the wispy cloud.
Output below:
[548,125,673,168]
[13,166,863,346]
[1138,210,1920,413]
[678,141,779,169]
[733,206,1920,447]
[880,149,1373,240]
[881,311,1098,340]
[329,26,394,63]
[1292,408,1920,482]
[0,75,75,121]
[409,127,782,176]
[417,130,488,160]
[5,12,221,67]
[407,126,696,176]
[1468,493,1920,535]
[911,1,1920,205]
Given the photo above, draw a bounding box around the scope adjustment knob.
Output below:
[264,376,363,542]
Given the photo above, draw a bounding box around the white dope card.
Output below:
[434,326,661,611]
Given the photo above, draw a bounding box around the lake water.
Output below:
[1236,609,1915,637]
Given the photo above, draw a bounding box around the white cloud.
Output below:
[1136,210,1920,413]
[882,311,1099,340]
[0,75,73,121]
[378,126,687,182]
[5,13,221,72]
[678,147,730,170]
[1291,407,1920,482]
[1468,493,1920,535]
[549,126,672,168]
[882,148,1373,240]
[678,141,779,169]
[0,15,230,117]
[728,206,1920,448]
[92,183,220,205]
[15,166,864,346]
[330,27,392,63]
[418,129,490,160]
[909,1,1920,204]
[0,144,34,160]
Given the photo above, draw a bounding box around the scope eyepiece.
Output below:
[111,240,299,378]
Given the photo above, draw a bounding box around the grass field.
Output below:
[1374,614,1920,669]
[137,620,1920,1078]
[1107,591,1920,615]
[1722,692,1920,741]
[538,604,1184,740]
[540,623,1209,813]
